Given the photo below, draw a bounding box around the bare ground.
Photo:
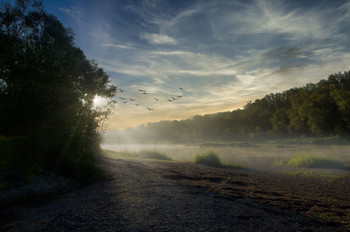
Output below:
[1,156,350,231]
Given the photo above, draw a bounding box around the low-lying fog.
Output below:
[101,143,350,171]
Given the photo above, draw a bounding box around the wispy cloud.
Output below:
[48,0,350,130]
[58,7,71,14]
[140,33,177,45]
[102,43,135,49]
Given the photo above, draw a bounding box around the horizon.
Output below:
[43,0,350,131]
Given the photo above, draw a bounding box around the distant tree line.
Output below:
[122,71,350,144]
[0,0,116,181]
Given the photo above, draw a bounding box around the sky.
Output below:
[42,0,350,131]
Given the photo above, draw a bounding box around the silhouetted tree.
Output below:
[0,0,116,178]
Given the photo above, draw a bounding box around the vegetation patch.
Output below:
[285,153,345,169]
[104,150,172,161]
[194,151,223,168]
[138,151,173,161]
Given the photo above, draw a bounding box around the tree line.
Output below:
[121,71,350,144]
[0,0,116,182]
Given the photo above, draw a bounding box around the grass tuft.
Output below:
[194,150,223,168]
[286,153,345,169]
[138,151,173,161]
[104,150,172,161]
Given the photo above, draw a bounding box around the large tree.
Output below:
[0,0,116,177]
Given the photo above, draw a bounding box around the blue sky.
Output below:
[43,0,350,131]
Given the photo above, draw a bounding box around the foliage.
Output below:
[116,71,350,144]
[0,0,116,182]
[286,153,345,169]
[194,150,223,168]
[138,151,173,161]
[104,150,172,161]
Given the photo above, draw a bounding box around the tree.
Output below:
[0,0,116,179]
[329,72,350,131]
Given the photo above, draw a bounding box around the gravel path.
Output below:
[2,157,349,231]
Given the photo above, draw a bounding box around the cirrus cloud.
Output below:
[140,33,177,45]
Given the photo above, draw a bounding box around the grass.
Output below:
[194,150,223,168]
[284,153,345,169]
[285,170,341,179]
[0,136,104,185]
[104,150,172,161]
[138,151,173,160]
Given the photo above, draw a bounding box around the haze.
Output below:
[44,0,350,131]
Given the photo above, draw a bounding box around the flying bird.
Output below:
[167,99,173,102]
[119,88,125,93]
[172,97,177,100]
[119,97,127,100]
[154,98,159,101]
[179,87,184,91]
[147,108,153,111]
[129,98,136,101]
[177,95,183,98]
[142,92,147,94]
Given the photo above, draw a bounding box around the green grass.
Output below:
[138,151,173,160]
[104,150,172,161]
[285,153,345,169]
[194,150,223,168]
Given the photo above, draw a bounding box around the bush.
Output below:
[0,136,43,177]
[104,150,172,161]
[61,153,103,185]
[138,151,172,161]
[194,150,223,167]
[286,153,345,169]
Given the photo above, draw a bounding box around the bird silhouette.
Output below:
[142,92,147,94]
[119,88,125,92]
[167,99,173,102]
[129,98,136,101]
[119,97,127,100]
[179,87,184,91]
[147,108,153,111]
[171,97,177,100]
[154,98,159,101]
[177,95,183,98]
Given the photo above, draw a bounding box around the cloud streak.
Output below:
[140,33,177,45]
[102,43,135,49]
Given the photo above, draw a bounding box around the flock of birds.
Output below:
[115,87,185,111]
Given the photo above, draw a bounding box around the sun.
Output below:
[93,95,107,107]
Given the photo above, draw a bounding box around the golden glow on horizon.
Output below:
[107,101,246,131]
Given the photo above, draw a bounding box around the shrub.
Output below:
[286,153,345,169]
[104,150,172,161]
[61,153,103,185]
[194,150,223,167]
[138,151,172,161]
[0,136,42,177]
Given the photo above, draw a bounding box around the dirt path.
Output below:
[2,157,350,231]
